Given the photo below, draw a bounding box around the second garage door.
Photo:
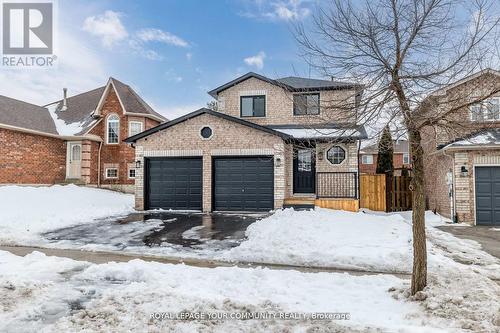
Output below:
[475,166,500,225]
[213,156,274,211]
[146,157,202,211]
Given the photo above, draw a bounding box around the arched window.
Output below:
[107,114,119,144]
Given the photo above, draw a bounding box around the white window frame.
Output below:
[128,167,136,179]
[105,168,119,179]
[128,121,144,137]
[106,114,120,144]
[361,154,373,164]
[470,97,500,122]
[403,153,410,164]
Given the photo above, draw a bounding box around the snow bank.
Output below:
[224,208,414,272]
[0,185,134,243]
[0,250,451,332]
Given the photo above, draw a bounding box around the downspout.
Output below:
[442,149,456,223]
[357,139,361,201]
[97,141,103,187]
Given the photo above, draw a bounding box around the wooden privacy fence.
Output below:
[360,174,412,212]
[388,175,413,212]
[360,174,386,211]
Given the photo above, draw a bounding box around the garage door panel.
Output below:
[475,166,500,225]
[214,157,274,211]
[146,158,202,211]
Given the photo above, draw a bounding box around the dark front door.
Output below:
[475,166,500,225]
[213,156,274,211]
[293,149,316,194]
[145,157,202,211]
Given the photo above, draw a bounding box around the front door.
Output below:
[67,142,82,179]
[293,149,316,194]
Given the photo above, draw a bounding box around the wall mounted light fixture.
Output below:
[135,160,142,169]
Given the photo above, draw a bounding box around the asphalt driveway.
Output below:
[43,211,266,255]
[437,225,500,259]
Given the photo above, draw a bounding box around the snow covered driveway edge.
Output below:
[0,185,134,244]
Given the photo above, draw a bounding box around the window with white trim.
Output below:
[106,168,118,179]
[128,168,136,179]
[470,97,500,121]
[361,154,373,164]
[107,114,119,144]
[128,121,143,137]
[403,153,410,164]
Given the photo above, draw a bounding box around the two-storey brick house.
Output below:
[0,77,166,192]
[126,72,367,212]
[422,69,500,226]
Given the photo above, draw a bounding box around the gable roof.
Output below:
[125,108,292,143]
[0,95,58,135]
[109,78,166,120]
[44,77,166,136]
[208,72,362,98]
[359,140,409,154]
[431,68,500,96]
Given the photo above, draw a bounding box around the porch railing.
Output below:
[316,172,358,199]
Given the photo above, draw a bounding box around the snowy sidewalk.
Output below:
[0,245,412,277]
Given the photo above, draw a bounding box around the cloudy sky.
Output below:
[0,0,316,119]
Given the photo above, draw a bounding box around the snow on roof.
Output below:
[442,129,500,149]
[46,103,90,136]
[273,127,363,139]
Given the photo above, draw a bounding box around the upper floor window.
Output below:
[107,114,119,144]
[470,97,500,122]
[293,93,320,115]
[403,153,410,164]
[129,121,143,137]
[240,95,265,117]
[361,154,373,164]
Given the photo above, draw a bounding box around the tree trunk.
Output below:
[409,129,427,295]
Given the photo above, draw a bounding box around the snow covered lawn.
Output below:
[0,185,134,244]
[224,208,414,272]
[0,250,457,332]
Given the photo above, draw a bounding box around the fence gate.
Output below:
[360,174,386,211]
[388,176,413,212]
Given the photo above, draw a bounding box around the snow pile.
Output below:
[46,103,86,135]
[224,208,414,272]
[0,250,452,332]
[0,185,134,244]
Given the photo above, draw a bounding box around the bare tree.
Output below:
[295,0,499,294]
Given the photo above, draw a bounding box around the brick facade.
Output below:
[217,77,357,126]
[87,89,161,192]
[134,113,286,212]
[0,128,66,184]
[422,71,500,224]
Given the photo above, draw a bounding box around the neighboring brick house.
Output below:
[0,78,166,192]
[359,140,411,175]
[422,69,500,226]
[126,72,367,212]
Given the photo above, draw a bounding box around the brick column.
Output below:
[202,154,212,212]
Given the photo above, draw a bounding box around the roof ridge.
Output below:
[42,86,106,107]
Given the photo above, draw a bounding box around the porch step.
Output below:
[283,204,315,211]
[284,197,316,205]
